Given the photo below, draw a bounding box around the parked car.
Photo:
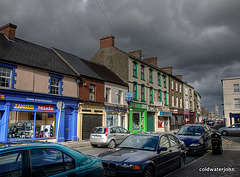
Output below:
[175,124,212,155]
[98,133,186,177]
[205,119,215,126]
[90,126,130,148]
[216,118,224,124]
[218,123,240,136]
[0,142,103,177]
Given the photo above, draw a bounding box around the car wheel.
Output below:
[222,131,228,136]
[178,155,185,168]
[143,166,154,177]
[108,140,116,148]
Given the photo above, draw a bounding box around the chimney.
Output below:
[100,34,115,49]
[129,50,142,59]
[161,67,172,74]
[175,75,182,80]
[143,57,157,67]
[0,23,17,40]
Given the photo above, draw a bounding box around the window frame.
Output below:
[158,90,162,102]
[132,61,138,78]
[133,82,138,101]
[164,75,167,88]
[158,73,161,86]
[149,69,153,83]
[89,84,95,101]
[234,84,240,93]
[140,65,145,80]
[150,87,154,103]
[141,84,145,102]
[164,91,168,106]
[105,87,111,103]
[49,73,63,95]
[0,63,17,89]
[234,98,240,110]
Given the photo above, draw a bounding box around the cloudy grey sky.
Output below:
[1,0,240,114]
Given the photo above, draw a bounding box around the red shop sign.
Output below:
[37,106,54,111]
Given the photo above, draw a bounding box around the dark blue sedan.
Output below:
[175,124,212,155]
[98,133,186,177]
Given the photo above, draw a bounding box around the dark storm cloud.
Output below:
[0,0,239,112]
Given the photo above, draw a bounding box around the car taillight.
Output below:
[102,166,104,175]
[105,128,108,136]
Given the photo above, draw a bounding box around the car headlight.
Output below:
[189,143,201,146]
[120,164,141,170]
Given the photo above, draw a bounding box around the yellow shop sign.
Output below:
[0,94,5,99]
[14,104,34,109]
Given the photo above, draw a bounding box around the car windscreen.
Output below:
[178,126,202,136]
[118,135,158,151]
[92,127,107,134]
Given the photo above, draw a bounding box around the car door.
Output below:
[0,150,30,177]
[203,126,211,150]
[155,135,173,174]
[30,148,79,177]
[118,127,130,141]
[228,124,238,135]
[110,127,121,144]
[167,135,181,167]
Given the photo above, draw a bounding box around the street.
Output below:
[72,135,238,177]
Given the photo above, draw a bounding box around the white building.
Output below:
[221,77,240,126]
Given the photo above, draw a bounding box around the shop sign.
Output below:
[26,97,53,103]
[0,94,5,99]
[105,107,127,112]
[126,92,132,102]
[148,106,156,112]
[160,112,172,117]
[14,104,34,110]
[37,106,54,111]
[130,102,147,110]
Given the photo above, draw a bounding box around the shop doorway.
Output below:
[82,114,102,140]
[235,117,240,123]
[64,114,72,140]
[147,116,154,132]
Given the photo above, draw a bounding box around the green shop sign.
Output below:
[130,102,147,110]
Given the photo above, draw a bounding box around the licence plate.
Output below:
[104,169,116,176]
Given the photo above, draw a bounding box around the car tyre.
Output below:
[108,140,116,149]
[91,144,98,148]
[178,155,185,168]
[222,131,228,136]
[143,166,154,177]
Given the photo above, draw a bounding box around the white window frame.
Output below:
[0,67,12,88]
[235,99,240,110]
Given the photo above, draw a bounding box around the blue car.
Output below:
[0,142,103,177]
[98,133,186,177]
[175,124,212,155]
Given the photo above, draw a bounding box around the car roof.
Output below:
[182,124,205,127]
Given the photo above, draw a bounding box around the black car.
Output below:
[98,133,186,177]
[205,120,215,126]
[176,124,212,155]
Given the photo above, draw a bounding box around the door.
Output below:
[82,114,102,140]
[64,114,72,140]
[167,135,181,167]
[147,116,155,132]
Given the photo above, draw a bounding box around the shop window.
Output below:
[132,112,140,130]
[89,84,95,101]
[0,63,17,89]
[107,113,118,126]
[8,111,56,140]
[49,74,63,95]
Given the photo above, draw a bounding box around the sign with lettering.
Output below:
[37,106,54,111]
[14,104,34,110]
[0,94,5,99]
[160,112,172,117]
[126,92,132,102]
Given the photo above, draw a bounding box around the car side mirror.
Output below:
[158,147,168,152]
[173,132,177,135]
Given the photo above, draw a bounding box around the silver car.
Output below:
[90,126,130,148]
[219,123,240,136]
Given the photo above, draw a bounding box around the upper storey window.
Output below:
[0,63,17,89]
[49,74,63,95]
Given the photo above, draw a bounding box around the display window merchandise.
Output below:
[8,111,55,140]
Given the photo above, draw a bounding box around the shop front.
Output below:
[0,89,78,143]
[229,113,240,125]
[158,112,172,132]
[189,111,195,124]
[129,102,147,133]
[105,107,128,129]
[147,106,156,132]
[184,110,190,124]
[170,109,184,130]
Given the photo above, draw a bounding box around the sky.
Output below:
[1,0,240,114]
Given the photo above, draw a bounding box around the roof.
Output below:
[81,59,128,87]
[0,34,77,77]
[53,48,102,80]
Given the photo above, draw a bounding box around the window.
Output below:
[118,90,123,104]
[179,84,182,93]
[234,84,240,92]
[164,75,167,88]
[132,61,138,78]
[176,96,178,108]
[0,151,23,176]
[180,98,182,109]
[105,88,111,103]
[30,149,75,176]
[168,135,179,147]
[172,95,174,107]
[49,74,63,95]
[132,112,140,130]
[89,84,95,101]
[158,73,161,86]
[175,83,178,92]
[149,69,153,83]
[171,80,173,90]
[159,136,170,148]
[0,63,17,89]
[133,82,138,101]
[141,65,145,80]
[164,91,167,106]
[150,88,153,103]
[158,90,162,102]
[235,99,240,109]
[141,85,145,102]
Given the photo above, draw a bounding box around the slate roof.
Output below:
[0,33,77,77]
[53,48,102,80]
[81,59,128,87]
